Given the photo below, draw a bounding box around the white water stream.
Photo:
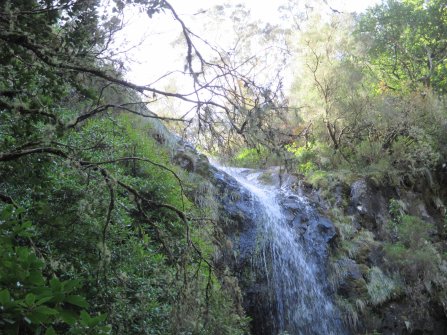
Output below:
[218,166,346,335]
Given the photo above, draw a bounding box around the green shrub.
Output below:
[391,132,440,173]
[285,143,318,173]
[0,206,110,335]
[397,215,431,248]
[307,170,330,189]
[335,297,360,330]
[0,113,249,334]
[342,229,376,260]
[231,146,270,168]
[286,141,339,173]
[383,242,407,262]
[384,241,441,285]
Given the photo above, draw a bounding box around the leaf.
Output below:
[28,270,45,286]
[62,279,81,293]
[33,287,52,299]
[58,309,78,325]
[36,296,53,305]
[79,310,107,327]
[65,295,89,308]
[35,305,58,316]
[0,205,14,221]
[49,278,62,291]
[79,310,91,325]
[51,293,65,304]
[45,327,57,335]
[25,293,36,306]
[93,313,107,324]
[0,289,11,305]
[27,310,50,323]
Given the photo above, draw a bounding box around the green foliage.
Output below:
[396,215,431,247]
[0,108,249,334]
[231,146,270,168]
[384,214,441,285]
[358,0,447,93]
[335,296,360,330]
[278,3,447,332]
[0,1,249,332]
[283,5,447,186]
[388,199,405,223]
[384,241,441,284]
[0,206,110,334]
[307,170,330,189]
[285,143,317,173]
[342,230,376,260]
[350,140,391,178]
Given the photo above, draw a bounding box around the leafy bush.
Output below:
[285,143,317,173]
[384,214,441,285]
[231,146,270,168]
[0,206,110,335]
[396,215,431,247]
[307,170,330,189]
[0,113,249,334]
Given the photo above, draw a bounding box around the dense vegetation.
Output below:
[1,0,447,334]
[232,1,447,180]
[225,0,447,197]
[0,1,248,334]
[221,0,447,332]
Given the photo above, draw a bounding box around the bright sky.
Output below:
[170,0,382,20]
[115,0,381,86]
[322,0,382,13]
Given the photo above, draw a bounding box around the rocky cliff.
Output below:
[170,137,447,334]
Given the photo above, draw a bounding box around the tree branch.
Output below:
[0,147,68,162]
[0,193,18,208]
[81,156,185,210]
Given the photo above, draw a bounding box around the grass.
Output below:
[366,267,399,306]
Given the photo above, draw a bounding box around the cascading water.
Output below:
[216,165,347,335]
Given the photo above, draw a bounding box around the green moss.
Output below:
[383,242,406,259]
[341,229,376,260]
[307,170,330,189]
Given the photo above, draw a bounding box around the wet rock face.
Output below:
[279,193,337,258]
[210,167,338,266]
[207,169,273,334]
[172,143,212,176]
[208,168,340,335]
[209,168,259,265]
[166,126,447,335]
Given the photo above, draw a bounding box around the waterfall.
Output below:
[217,166,347,335]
